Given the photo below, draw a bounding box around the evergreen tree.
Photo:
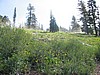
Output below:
[0,15,3,21]
[87,0,98,36]
[0,15,3,25]
[1,15,11,26]
[97,7,100,36]
[60,26,68,32]
[50,11,59,32]
[26,3,37,28]
[78,0,89,34]
[71,16,80,32]
[69,26,72,32]
[78,0,100,35]
[13,7,16,27]
[41,24,43,30]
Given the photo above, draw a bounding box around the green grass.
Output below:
[0,27,100,75]
[25,29,99,74]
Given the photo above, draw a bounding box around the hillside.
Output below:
[0,26,100,75]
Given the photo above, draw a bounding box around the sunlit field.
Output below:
[1,26,100,75]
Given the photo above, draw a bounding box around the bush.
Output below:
[0,26,32,74]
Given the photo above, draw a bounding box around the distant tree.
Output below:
[71,16,80,32]
[69,26,72,32]
[0,15,3,26]
[50,11,59,32]
[2,16,11,26]
[78,0,89,34]
[41,24,43,30]
[2,16,9,24]
[46,28,50,32]
[26,3,37,29]
[60,26,68,32]
[13,7,16,27]
[0,15,3,24]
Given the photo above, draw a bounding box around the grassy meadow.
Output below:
[0,26,100,75]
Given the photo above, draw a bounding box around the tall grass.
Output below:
[0,26,99,75]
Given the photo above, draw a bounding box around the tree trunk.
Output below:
[98,24,100,36]
[94,25,97,36]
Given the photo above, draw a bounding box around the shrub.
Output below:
[0,26,32,74]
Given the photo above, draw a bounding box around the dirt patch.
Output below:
[95,63,100,75]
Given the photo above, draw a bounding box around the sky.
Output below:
[0,0,100,30]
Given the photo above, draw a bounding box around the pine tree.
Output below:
[87,0,98,36]
[26,3,37,29]
[78,0,89,34]
[71,16,80,32]
[97,7,100,36]
[2,16,10,26]
[13,7,16,27]
[50,11,59,32]
[0,15,3,22]
[41,24,43,30]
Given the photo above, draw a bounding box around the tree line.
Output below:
[1,0,100,34]
[0,3,60,32]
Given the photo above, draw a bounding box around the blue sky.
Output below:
[1,0,99,30]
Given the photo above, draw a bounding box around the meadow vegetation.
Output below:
[0,26,100,75]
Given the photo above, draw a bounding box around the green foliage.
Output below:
[78,0,89,34]
[78,0,100,36]
[71,16,80,32]
[87,0,98,36]
[0,27,99,75]
[0,26,32,74]
[26,3,37,29]
[25,38,96,75]
[13,7,16,27]
[0,15,11,26]
[50,11,59,32]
